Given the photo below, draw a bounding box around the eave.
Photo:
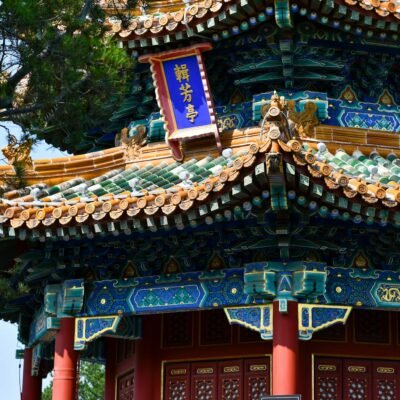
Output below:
[2,123,400,237]
[104,0,400,49]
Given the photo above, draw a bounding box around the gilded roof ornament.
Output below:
[1,135,33,171]
[117,125,148,160]
[260,91,292,142]
[260,92,319,142]
[287,101,319,138]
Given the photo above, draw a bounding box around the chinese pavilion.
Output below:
[2,0,400,399]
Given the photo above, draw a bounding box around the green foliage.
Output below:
[0,276,29,310]
[0,0,133,151]
[42,381,52,400]
[79,361,105,400]
[42,361,105,400]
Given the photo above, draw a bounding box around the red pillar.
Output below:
[134,316,159,400]
[272,300,298,395]
[22,348,42,400]
[104,338,117,400]
[52,318,78,400]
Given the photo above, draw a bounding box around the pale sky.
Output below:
[0,123,69,398]
[0,321,23,399]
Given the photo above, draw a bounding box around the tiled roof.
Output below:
[289,141,400,207]
[107,0,230,39]
[310,145,400,185]
[104,0,400,47]
[3,121,400,236]
[0,146,126,186]
[0,139,262,231]
[345,0,400,19]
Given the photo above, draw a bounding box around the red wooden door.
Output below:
[244,358,270,400]
[314,357,342,400]
[164,363,191,400]
[191,361,218,400]
[372,360,400,400]
[164,358,270,400]
[219,359,243,400]
[117,370,135,400]
[343,359,371,400]
[315,357,400,400]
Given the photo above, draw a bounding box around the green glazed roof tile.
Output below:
[6,150,241,203]
[313,143,400,187]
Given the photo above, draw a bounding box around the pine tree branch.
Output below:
[0,72,91,119]
[0,104,42,118]
[0,0,97,112]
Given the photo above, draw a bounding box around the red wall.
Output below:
[299,311,400,400]
[110,311,272,400]
[108,310,400,400]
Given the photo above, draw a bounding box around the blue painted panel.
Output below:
[163,55,211,129]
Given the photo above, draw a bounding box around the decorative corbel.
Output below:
[224,305,273,340]
[298,304,351,340]
[74,316,142,350]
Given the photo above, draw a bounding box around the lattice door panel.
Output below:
[244,358,270,400]
[117,370,135,400]
[315,357,400,400]
[164,363,191,400]
[219,360,243,400]
[164,357,270,400]
[314,357,342,400]
[191,362,218,400]
[344,359,371,400]
[373,361,400,400]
